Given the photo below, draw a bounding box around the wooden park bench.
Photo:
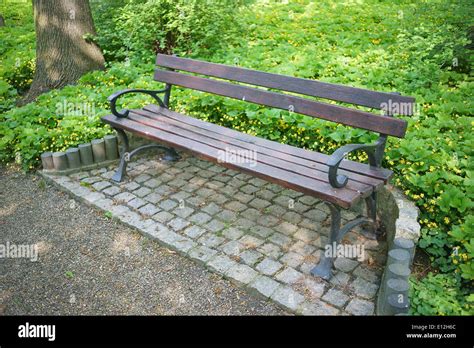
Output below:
[101,54,415,280]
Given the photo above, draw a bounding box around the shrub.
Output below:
[93,0,245,64]
[90,0,130,63]
[0,1,35,105]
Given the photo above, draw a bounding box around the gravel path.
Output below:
[0,166,287,315]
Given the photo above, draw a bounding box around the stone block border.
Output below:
[40,134,119,175]
[375,186,420,315]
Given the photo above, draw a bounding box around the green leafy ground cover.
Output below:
[0,0,472,314]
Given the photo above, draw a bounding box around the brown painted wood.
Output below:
[132,107,386,190]
[144,104,393,183]
[102,113,369,208]
[154,69,408,138]
[156,54,416,112]
[128,110,377,194]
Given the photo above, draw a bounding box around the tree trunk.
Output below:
[20,0,104,105]
[0,15,5,26]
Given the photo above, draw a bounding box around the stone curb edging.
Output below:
[40,135,119,175]
[375,186,420,315]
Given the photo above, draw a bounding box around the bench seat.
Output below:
[102,104,392,209]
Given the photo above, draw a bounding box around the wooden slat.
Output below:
[128,111,375,194]
[101,114,367,208]
[144,104,393,182]
[132,107,385,189]
[156,54,416,112]
[153,69,408,138]
[134,108,384,188]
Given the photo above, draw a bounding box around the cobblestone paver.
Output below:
[42,152,386,315]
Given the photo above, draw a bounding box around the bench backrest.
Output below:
[154,54,415,138]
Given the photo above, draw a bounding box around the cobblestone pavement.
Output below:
[42,151,387,315]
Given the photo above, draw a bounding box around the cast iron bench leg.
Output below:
[361,192,380,240]
[311,200,377,280]
[311,202,342,280]
[111,128,180,182]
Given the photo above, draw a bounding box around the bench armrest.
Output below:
[327,136,387,188]
[108,88,168,118]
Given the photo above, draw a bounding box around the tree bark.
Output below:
[20,0,104,105]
